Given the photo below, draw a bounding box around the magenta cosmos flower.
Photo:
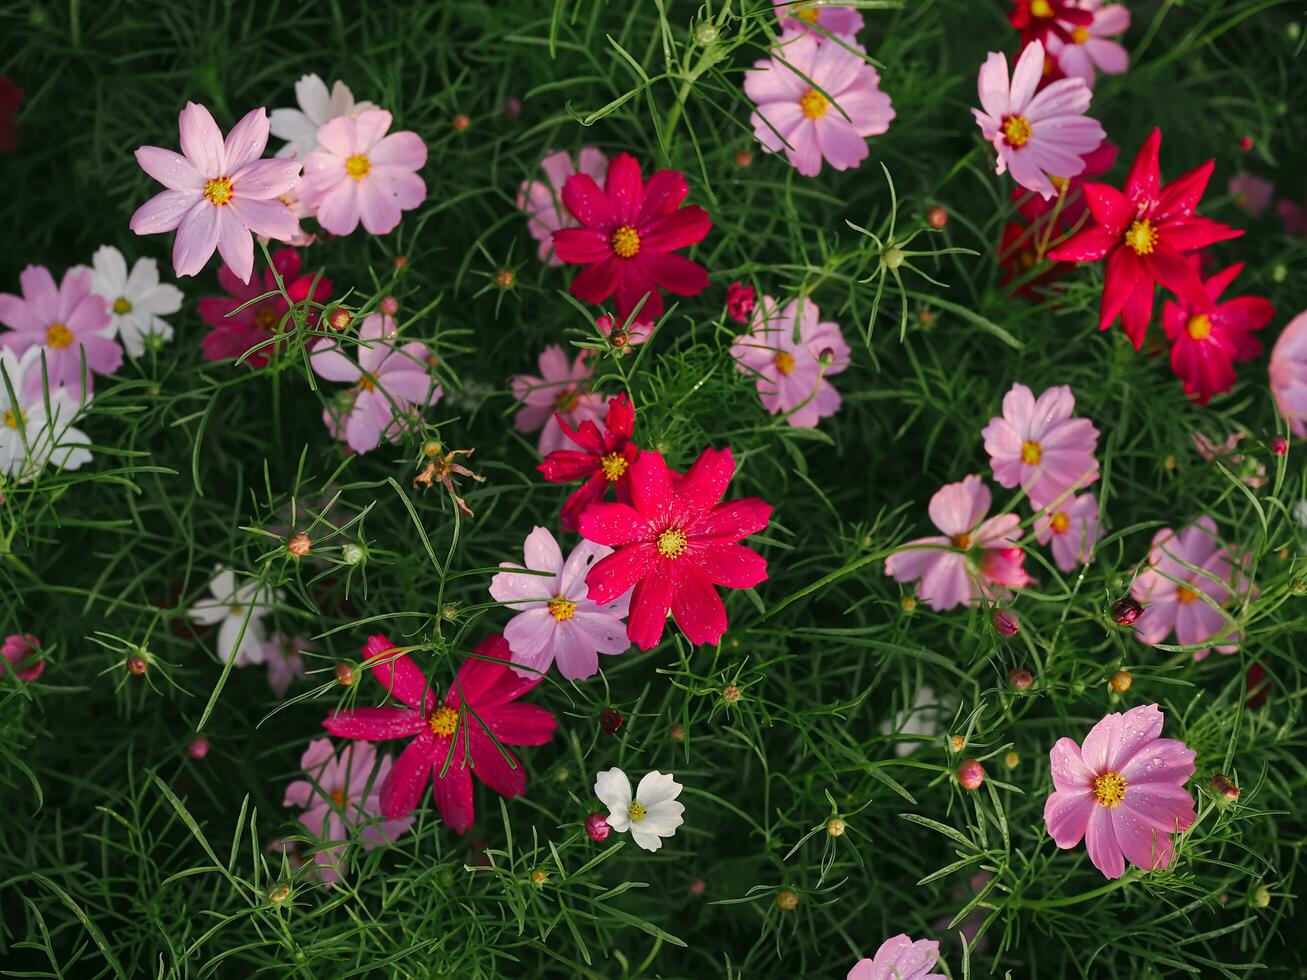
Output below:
[1034,492,1100,572]
[283,738,413,885]
[2,633,44,682]
[489,526,631,681]
[0,265,117,396]
[552,152,711,324]
[1227,173,1273,217]
[510,344,604,456]
[322,634,557,831]
[885,475,1031,611]
[847,935,945,980]
[1044,4,1130,88]
[1268,310,1307,437]
[517,148,608,266]
[310,314,441,454]
[298,109,427,236]
[773,1,864,37]
[981,383,1100,510]
[744,33,895,178]
[973,40,1105,200]
[580,447,772,651]
[537,392,639,532]
[130,104,302,284]
[1045,703,1196,879]
[730,295,851,428]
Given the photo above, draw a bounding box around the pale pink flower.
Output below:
[283,738,413,885]
[744,33,895,178]
[489,526,630,680]
[730,295,850,428]
[981,383,1100,509]
[130,103,302,284]
[885,475,1031,611]
[1270,310,1307,437]
[848,934,945,980]
[310,314,441,454]
[270,74,376,159]
[1227,173,1273,217]
[264,633,309,699]
[1034,492,1101,572]
[517,148,608,266]
[773,1,864,38]
[0,265,118,396]
[298,109,427,236]
[1044,5,1130,88]
[1044,703,1196,879]
[973,40,1106,199]
[1191,432,1267,489]
[509,344,604,456]
[2,633,44,682]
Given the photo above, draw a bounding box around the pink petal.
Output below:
[626,563,675,650]
[1049,736,1095,792]
[179,103,225,175]
[1110,803,1178,871]
[677,446,735,513]
[483,702,558,746]
[685,541,767,589]
[1044,789,1094,848]
[135,146,204,191]
[172,201,221,278]
[364,637,438,711]
[223,107,270,171]
[432,749,475,834]
[1084,803,1126,878]
[469,727,527,799]
[215,209,254,285]
[323,706,425,740]
[131,189,198,235]
[585,542,656,605]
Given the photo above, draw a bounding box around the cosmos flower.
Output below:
[772,0,864,38]
[1269,310,1307,437]
[270,74,376,159]
[981,383,1100,509]
[187,566,282,665]
[1227,173,1273,217]
[264,633,310,700]
[1,633,44,682]
[537,392,639,532]
[1033,492,1101,572]
[1043,4,1130,88]
[1009,0,1094,46]
[848,935,946,980]
[593,768,684,852]
[0,265,117,396]
[84,246,183,358]
[0,346,93,481]
[510,344,604,457]
[725,282,757,324]
[517,148,608,266]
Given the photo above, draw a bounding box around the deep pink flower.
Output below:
[1162,262,1273,405]
[773,0,864,37]
[1010,0,1094,45]
[974,40,1105,200]
[1044,703,1196,879]
[537,392,639,532]
[1227,173,1273,217]
[1043,4,1130,88]
[1,633,44,682]
[298,109,428,236]
[745,33,895,178]
[199,249,333,367]
[1270,310,1307,436]
[1013,139,1118,227]
[0,266,117,396]
[552,153,711,324]
[885,475,1030,611]
[981,383,1100,509]
[580,447,771,651]
[130,103,302,283]
[510,344,604,456]
[0,77,21,153]
[283,738,413,884]
[1278,197,1307,237]
[725,282,756,324]
[1034,492,1101,572]
[847,934,945,980]
[322,633,557,832]
[517,148,608,266]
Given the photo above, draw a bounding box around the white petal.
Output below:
[594,767,632,814]
[635,770,682,807]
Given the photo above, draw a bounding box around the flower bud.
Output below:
[187,736,209,760]
[1110,670,1133,693]
[1210,774,1240,802]
[379,295,399,316]
[993,609,1020,637]
[335,662,357,686]
[689,877,706,896]
[599,707,623,735]
[494,268,514,289]
[1271,436,1288,457]
[1008,667,1033,691]
[502,97,523,119]
[585,812,610,842]
[900,595,918,615]
[733,149,753,169]
[1238,135,1253,152]
[341,542,365,565]
[529,868,549,886]
[818,347,835,367]
[926,205,948,229]
[441,603,459,621]
[775,889,800,911]
[957,759,985,790]
[1003,751,1020,770]
[1111,596,1144,626]
[327,307,352,332]
[949,734,965,753]
[288,532,311,558]
[610,327,629,349]
[393,255,409,271]
[127,655,149,676]
[826,817,846,837]
[267,882,292,904]
[669,723,685,742]
[1252,885,1271,908]
[722,684,742,704]
[693,21,719,44]
[452,113,471,132]
[882,247,906,269]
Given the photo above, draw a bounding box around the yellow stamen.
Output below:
[1002,115,1032,148]
[611,225,641,258]
[951,533,972,550]
[345,154,371,180]
[1176,584,1199,604]
[657,528,688,559]
[773,351,796,376]
[600,452,629,482]
[330,788,346,808]
[357,373,376,392]
[1030,0,1053,16]
[548,596,576,622]
[428,706,459,736]
[799,89,829,120]
[112,297,133,315]
[1071,26,1091,44]
[1124,219,1157,256]
[203,177,234,205]
[254,304,279,331]
[1021,440,1043,465]
[1092,770,1127,808]
[628,801,646,822]
[1186,314,1213,341]
[3,409,19,429]
[795,5,820,23]
[1049,175,1069,194]
[1050,512,1070,534]
[46,323,73,349]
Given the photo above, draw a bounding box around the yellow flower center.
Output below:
[1124,219,1158,256]
[330,787,347,808]
[428,706,459,737]
[548,596,576,622]
[1050,512,1070,534]
[600,451,629,482]
[357,373,376,391]
[951,532,972,550]
[628,801,647,822]
[1002,115,1032,148]
[1049,175,1069,194]
[203,177,234,205]
[1186,314,1213,341]
[1092,770,1128,808]
[795,5,820,23]
[555,389,579,412]
[611,225,641,258]
[1072,26,1091,43]
[1176,584,1199,604]
[345,154,371,180]
[1021,440,1043,465]
[112,297,133,315]
[657,527,689,559]
[3,409,19,429]
[1030,0,1053,16]
[799,89,829,120]
[46,323,74,349]
[773,351,796,375]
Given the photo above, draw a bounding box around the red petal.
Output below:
[613,258,661,324]
[638,205,711,253]
[586,542,657,605]
[694,498,773,541]
[605,392,635,441]
[627,449,676,521]
[1156,160,1214,221]
[676,446,736,515]
[636,168,690,223]
[1161,217,1243,253]
[604,152,644,225]
[1100,246,1142,332]
[643,251,710,297]
[379,731,435,820]
[1202,263,1244,303]
[626,562,675,650]
[1125,129,1162,209]
[432,748,474,833]
[552,227,611,265]
[579,501,651,547]
[560,473,609,533]
[363,635,437,712]
[538,449,599,483]
[323,706,425,740]
[1120,278,1155,350]
[1048,227,1117,263]
[1147,245,1206,305]
[669,562,728,646]
[482,702,557,746]
[270,248,301,282]
[685,541,768,589]
[1083,184,1133,237]
[1217,296,1275,337]
[468,727,527,798]
[560,172,614,229]
[570,255,621,304]
[560,414,606,455]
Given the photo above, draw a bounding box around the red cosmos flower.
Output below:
[199,249,333,367]
[551,152,711,325]
[1048,129,1243,350]
[1162,262,1274,405]
[726,282,757,324]
[579,447,771,651]
[537,392,639,532]
[999,221,1066,299]
[322,634,557,830]
[1010,0,1093,46]
[0,78,21,153]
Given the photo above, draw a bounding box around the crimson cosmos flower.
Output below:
[551,152,711,325]
[1048,129,1242,350]
[1010,0,1093,46]
[537,392,639,532]
[579,447,771,651]
[322,634,556,831]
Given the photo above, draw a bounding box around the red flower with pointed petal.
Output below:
[322,634,556,832]
[199,249,332,367]
[579,447,771,651]
[537,392,639,532]
[551,152,711,325]
[1010,0,1093,46]
[1048,129,1243,350]
[1162,262,1274,405]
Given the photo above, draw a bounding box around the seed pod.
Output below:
[127,655,149,676]
[1210,774,1240,802]
[722,684,742,704]
[335,662,357,687]
[826,817,846,837]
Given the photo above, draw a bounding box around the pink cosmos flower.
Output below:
[0,265,118,396]
[1190,432,1267,489]
[309,314,442,454]
[283,738,413,885]
[885,475,1031,611]
[489,526,631,680]
[1227,173,1273,217]
[322,634,557,832]
[1034,492,1101,572]
[973,40,1105,200]
[1043,4,1130,88]
[130,103,302,284]
[1131,517,1251,660]
[1,633,44,682]
[1278,198,1307,237]
[744,33,895,178]
[1270,310,1307,437]
[729,295,851,428]
[1013,139,1117,227]
[848,935,945,980]
[517,148,608,266]
[580,447,772,651]
[264,633,309,699]
[510,344,604,456]
[298,109,428,236]
[1044,703,1196,879]
[982,383,1100,510]
[537,392,639,532]
[772,1,864,38]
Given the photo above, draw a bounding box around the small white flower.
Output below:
[270,74,376,159]
[594,768,684,852]
[84,246,183,357]
[0,347,93,482]
[188,567,283,665]
[878,686,942,757]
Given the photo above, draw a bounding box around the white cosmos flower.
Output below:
[188,567,283,665]
[0,347,93,482]
[270,74,376,159]
[84,246,183,357]
[594,768,684,852]
[878,685,943,757]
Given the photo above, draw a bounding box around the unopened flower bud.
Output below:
[1111,596,1144,626]
[826,817,846,837]
[327,307,352,332]
[1271,436,1288,457]
[957,759,985,790]
[441,603,459,621]
[610,327,629,348]
[1238,135,1253,152]
[1003,751,1020,770]
[669,723,685,742]
[335,662,357,686]
[452,113,471,131]
[1163,454,1176,471]
[926,205,948,229]
[722,684,742,703]
[949,734,966,753]
[187,736,209,760]
[919,309,936,326]
[127,655,149,676]
[502,97,523,119]
[267,882,292,904]
[393,255,409,271]
[1008,667,1033,691]
[693,21,719,44]
[494,268,514,289]
[689,877,706,896]
[288,532,311,557]
[1110,670,1133,693]
[341,542,365,565]
[818,347,835,367]
[993,609,1020,637]
[1252,885,1271,908]
[1210,774,1240,802]
[734,149,753,169]
[882,247,906,269]
[775,889,800,911]
[599,707,623,735]
[900,595,918,615]
[529,868,549,886]
[1272,263,1287,283]
[379,295,399,316]
[585,812,610,842]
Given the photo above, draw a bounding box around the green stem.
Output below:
[1013,870,1138,909]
